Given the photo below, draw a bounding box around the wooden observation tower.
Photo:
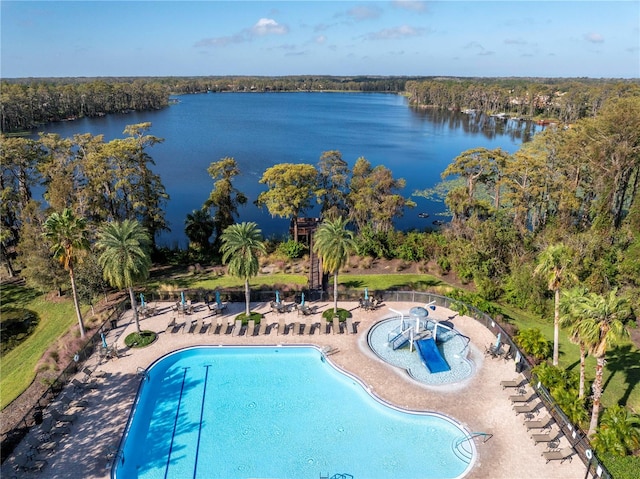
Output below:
[290,217,324,291]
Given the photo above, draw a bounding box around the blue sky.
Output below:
[2,1,639,78]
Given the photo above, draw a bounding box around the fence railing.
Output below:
[1,287,611,478]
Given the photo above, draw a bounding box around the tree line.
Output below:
[3,76,639,133]
[405,77,640,123]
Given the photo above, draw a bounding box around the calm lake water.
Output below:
[33,92,538,247]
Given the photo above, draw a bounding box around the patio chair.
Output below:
[317,320,325,335]
[39,417,70,439]
[208,316,221,335]
[291,321,300,336]
[190,318,203,334]
[531,431,559,445]
[247,320,256,337]
[58,393,88,410]
[513,402,540,415]
[13,453,47,473]
[50,407,77,424]
[258,319,268,335]
[542,447,575,464]
[332,317,341,334]
[231,319,242,336]
[345,317,354,335]
[72,378,99,394]
[500,378,522,389]
[524,414,553,431]
[25,434,57,455]
[304,320,313,335]
[278,317,287,335]
[165,317,176,333]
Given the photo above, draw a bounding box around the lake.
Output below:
[33,92,538,247]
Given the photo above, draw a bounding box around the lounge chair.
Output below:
[524,414,553,430]
[13,453,47,473]
[25,435,57,455]
[500,378,522,389]
[231,319,242,336]
[531,431,559,445]
[39,417,70,438]
[509,392,534,403]
[317,320,325,335]
[191,318,203,334]
[72,378,99,394]
[332,317,341,334]
[258,319,268,335]
[165,317,176,333]
[304,320,313,335]
[50,408,77,424]
[513,402,539,415]
[58,393,88,410]
[345,317,354,334]
[278,317,287,335]
[542,447,575,464]
[291,321,300,336]
[247,320,256,336]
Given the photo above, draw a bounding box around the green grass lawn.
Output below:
[498,303,640,412]
[338,273,449,291]
[0,284,77,409]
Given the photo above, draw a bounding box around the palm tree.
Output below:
[574,290,630,436]
[534,243,576,365]
[559,287,590,399]
[220,222,266,316]
[185,208,215,251]
[96,219,152,333]
[43,208,90,338]
[313,216,356,315]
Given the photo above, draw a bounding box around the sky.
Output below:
[1,1,639,79]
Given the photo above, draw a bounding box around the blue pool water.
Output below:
[114,346,474,479]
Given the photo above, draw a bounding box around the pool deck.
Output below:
[3,300,587,479]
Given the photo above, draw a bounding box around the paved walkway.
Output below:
[3,300,586,478]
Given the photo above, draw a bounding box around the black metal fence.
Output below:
[1,288,611,478]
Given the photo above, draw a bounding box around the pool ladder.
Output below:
[452,432,493,464]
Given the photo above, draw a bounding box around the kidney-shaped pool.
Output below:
[113,346,475,479]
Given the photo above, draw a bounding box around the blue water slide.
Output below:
[416,338,450,373]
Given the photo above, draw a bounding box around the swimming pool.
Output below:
[114,346,475,479]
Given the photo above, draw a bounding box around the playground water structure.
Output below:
[367,306,474,386]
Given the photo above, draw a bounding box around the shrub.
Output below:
[321,308,351,322]
[124,330,157,348]
[235,311,263,325]
[276,240,307,259]
[515,328,552,361]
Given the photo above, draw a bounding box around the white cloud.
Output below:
[584,32,604,43]
[368,25,425,40]
[195,18,288,48]
[504,38,527,45]
[392,1,428,13]
[252,18,289,36]
[315,35,327,44]
[347,5,382,21]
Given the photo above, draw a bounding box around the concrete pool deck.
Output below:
[3,300,587,479]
